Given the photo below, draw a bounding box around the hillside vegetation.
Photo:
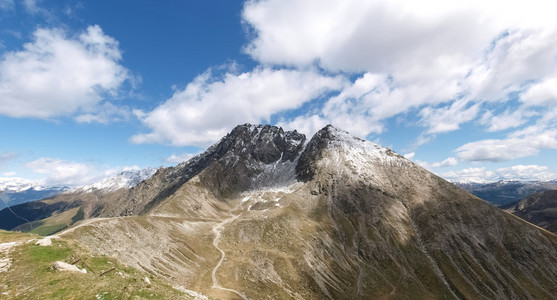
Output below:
[0,230,196,299]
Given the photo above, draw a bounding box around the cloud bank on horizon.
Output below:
[1,0,557,184]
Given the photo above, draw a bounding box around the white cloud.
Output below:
[244,0,557,72]
[26,158,97,186]
[166,153,197,164]
[442,164,557,183]
[456,138,536,162]
[480,109,530,132]
[465,29,557,102]
[520,77,557,106]
[100,165,142,178]
[495,165,557,182]
[277,114,328,138]
[277,72,462,138]
[419,100,480,134]
[408,155,458,169]
[131,67,345,146]
[455,129,557,162]
[24,158,146,186]
[244,0,496,77]
[241,0,557,143]
[432,157,458,168]
[403,152,415,160]
[442,167,495,183]
[0,25,130,120]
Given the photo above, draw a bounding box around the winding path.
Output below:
[53,217,111,237]
[211,214,248,300]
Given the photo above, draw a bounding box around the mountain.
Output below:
[0,177,68,207]
[91,124,306,217]
[3,124,557,299]
[0,167,157,233]
[0,167,156,209]
[455,180,557,206]
[73,167,157,194]
[0,177,43,193]
[504,190,557,234]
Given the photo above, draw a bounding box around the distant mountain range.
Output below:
[0,177,69,207]
[2,124,557,299]
[455,180,557,206]
[0,168,157,208]
[0,168,157,233]
[71,167,157,194]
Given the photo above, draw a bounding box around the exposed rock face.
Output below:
[11,124,557,299]
[93,124,306,216]
[199,124,306,198]
[505,190,557,234]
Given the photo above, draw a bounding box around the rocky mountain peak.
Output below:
[97,124,308,216]
[296,124,401,181]
[198,124,307,197]
[214,123,306,164]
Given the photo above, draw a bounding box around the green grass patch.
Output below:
[27,241,73,263]
[71,207,85,224]
[30,224,68,236]
[0,235,192,299]
[12,219,45,232]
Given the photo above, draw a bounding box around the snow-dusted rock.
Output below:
[72,167,158,194]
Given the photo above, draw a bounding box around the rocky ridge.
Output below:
[92,124,306,217]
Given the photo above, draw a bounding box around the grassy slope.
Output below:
[12,207,81,236]
[0,230,193,299]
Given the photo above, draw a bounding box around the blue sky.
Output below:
[1,0,557,186]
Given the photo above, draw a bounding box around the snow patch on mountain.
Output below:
[0,178,69,206]
[319,125,410,176]
[73,167,158,193]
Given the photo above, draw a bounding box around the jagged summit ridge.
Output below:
[198,124,307,196]
[215,123,306,164]
[98,124,308,216]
